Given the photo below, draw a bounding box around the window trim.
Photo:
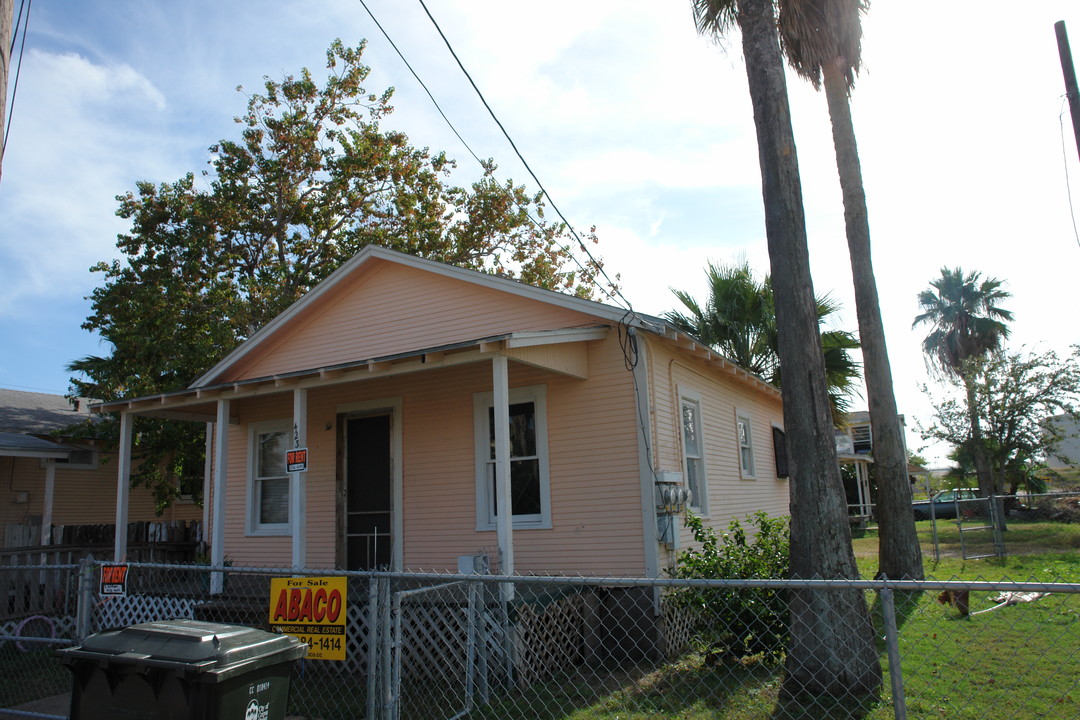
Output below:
[473,384,551,531]
[246,418,292,536]
[736,409,757,480]
[679,388,708,515]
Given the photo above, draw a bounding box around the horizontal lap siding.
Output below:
[643,339,788,561]
[220,261,603,382]
[0,456,201,548]
[214,334,646,575]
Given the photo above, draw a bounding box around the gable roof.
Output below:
[192,245,668,388]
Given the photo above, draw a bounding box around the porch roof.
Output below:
[91,327,612,422]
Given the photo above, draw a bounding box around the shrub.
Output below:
[671,511,790,661]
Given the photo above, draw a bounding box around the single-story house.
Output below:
[96,246,790,577]
[0,389,200,550]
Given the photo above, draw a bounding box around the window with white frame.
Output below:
[248,420,291,534]
[474,385,550,529]
[736,411,756,479]
[681,394,707,512]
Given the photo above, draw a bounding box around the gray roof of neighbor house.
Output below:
[0,431,71,458]
[0,388,92,434]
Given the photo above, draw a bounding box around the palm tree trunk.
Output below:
[963,374,1004,529]
[736,0,881,698]
[821,59,924,580]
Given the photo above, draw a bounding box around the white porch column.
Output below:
[492,355,514,582]
[202,421,213,546]
[210,399,230,594]
[290,388,307,571]
[41,459,55,547]
[113,411,133,561]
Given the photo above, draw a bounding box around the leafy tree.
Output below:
[666,259,861,421]
[68,40,602,509]
[913,267,1013,518]
[692,0,881,699]
[777,0,923,581]
[923,347,1080,496]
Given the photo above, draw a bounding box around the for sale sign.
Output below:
[268,576,347,660]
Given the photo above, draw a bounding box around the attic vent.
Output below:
[851,425,872,454]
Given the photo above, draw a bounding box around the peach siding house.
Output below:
[97,247,789,577]
[0,389,200,550]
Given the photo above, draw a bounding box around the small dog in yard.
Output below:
[937,589,970,616]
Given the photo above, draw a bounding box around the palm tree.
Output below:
[775,0,924,581]
[666,260,861,422]
[913,267,1013,513]
[692,0,881,699]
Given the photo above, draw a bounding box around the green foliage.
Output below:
[672,512,790,660]
[68,40,604,508]
[923,347,1080,495]
[913,266,1014,380]
[665,260,861,422]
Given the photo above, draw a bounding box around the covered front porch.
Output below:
[96,326,641,584]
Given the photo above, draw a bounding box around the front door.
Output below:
[344,414,393,570]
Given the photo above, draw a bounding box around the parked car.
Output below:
[912,488,982,520]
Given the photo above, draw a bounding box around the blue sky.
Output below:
[2,1,1078,463]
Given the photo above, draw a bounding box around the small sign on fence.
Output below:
[100,564,129,596]
[268,576,347,661]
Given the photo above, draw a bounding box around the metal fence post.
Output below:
[366,577,379,720]
[880,586,908,720]
[75,556,96,641]
[380,577,393,720]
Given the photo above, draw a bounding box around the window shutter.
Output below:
[772,427,789,478]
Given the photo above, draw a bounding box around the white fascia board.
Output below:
[0,448,71,459]
[503,327,609,348]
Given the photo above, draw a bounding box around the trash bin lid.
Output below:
[57,620,306,681]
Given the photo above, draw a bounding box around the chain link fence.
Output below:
[1,559,1078,719]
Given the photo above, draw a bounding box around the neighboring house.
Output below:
[96,247,790,577]
[0,388,200,550]
[834,410,912,524]
[1043,414,1080,475]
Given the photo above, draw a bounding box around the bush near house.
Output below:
[671,512,790,661]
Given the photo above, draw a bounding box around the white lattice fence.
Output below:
[659,596,697,659]
[514,589,588,687]
[397,585,471,684]
[94,594,196,631]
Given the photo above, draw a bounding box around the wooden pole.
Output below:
[0,0,14,180]
[1056,21,1080,165]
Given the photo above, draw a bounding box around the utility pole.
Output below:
[1057,20,1080,165]
[0,0,14,181]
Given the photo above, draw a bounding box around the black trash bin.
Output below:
[56,619,307,720]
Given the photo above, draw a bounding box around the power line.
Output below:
[3,0,32,161]
[414,0,632,313]
[1060,98,1080,251]
[353,0,631,310]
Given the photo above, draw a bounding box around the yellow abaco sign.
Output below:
[268,576,347,661]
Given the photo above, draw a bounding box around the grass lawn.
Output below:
[469,519,1080,720]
